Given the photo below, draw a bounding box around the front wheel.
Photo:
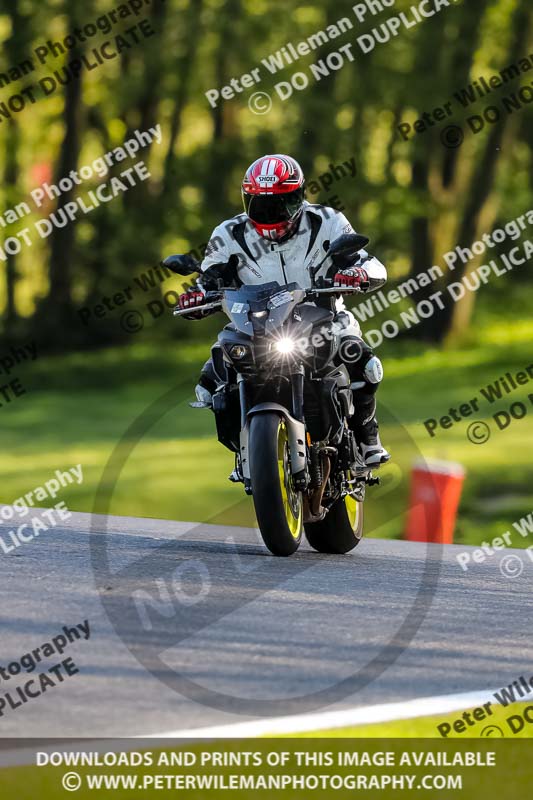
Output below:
[304,492,363,554]
[248,413,303,556]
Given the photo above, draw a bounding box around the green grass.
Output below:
[1,316,532,544]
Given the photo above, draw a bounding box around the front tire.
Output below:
[249,413,303,556]
[304,493,363,554]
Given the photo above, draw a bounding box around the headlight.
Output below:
[252,311,268,318]
[275,338,295,354]
[229,344,248,360]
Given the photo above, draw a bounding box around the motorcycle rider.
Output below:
[178,154,390,467]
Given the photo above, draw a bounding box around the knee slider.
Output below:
[364,356,383,384]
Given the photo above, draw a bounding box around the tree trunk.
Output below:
[1,0,30,333]
[162,0,205,196]
[41,15,84,324]
[442,4,532,341]
[3,120,20,330]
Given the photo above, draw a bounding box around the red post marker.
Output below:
[404,459,465,544]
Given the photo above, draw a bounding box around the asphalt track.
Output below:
[1,509,532,737]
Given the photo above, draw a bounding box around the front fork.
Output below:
[290,365,305,422]
[237,375,252,493]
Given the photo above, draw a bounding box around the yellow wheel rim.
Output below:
[345,494,359,530]
[345,470,359,530]
[277,420,302,539]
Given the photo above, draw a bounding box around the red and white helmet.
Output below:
[242,154,306,241]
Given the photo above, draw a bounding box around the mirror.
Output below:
[309,233,370,286]
[328,233,369,260]
[161,254,199,276]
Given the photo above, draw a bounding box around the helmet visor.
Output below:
[243,187,305,225]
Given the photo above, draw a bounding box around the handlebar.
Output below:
[308,287,362,296]
[173,300,223,317]
[172,286,361,317]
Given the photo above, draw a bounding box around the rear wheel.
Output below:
[304,491,363,554]
[249,413,303,556]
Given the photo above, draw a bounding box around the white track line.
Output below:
[0,688,501,767]
[143,687,498,738]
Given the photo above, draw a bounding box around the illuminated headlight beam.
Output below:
[275,338,296,354]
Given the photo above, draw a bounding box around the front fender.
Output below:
[239,403,307,480]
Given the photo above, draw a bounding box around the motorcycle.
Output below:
[165,234,381,557]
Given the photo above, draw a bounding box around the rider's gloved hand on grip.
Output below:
[333,267,369,291]
[179,287,207,319]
